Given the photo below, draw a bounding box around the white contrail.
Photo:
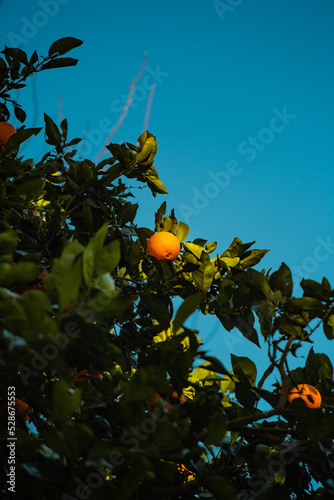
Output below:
[94,51,148,164]
[142,83,156,135]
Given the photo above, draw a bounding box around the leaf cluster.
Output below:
[0,39,333,500]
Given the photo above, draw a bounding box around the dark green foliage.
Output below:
[0,39,333,500]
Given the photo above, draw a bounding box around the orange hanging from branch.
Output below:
[287,383,321,409]
[0,122,16,152]
[147,231,181,261]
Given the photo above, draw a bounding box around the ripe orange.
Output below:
[15,398,33,422]
[287,383,321,409]
[0,122,16,152]
[148,389,186,411]
[74,369,103,382]
[147,231,181,261]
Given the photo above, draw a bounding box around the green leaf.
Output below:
[232,308,259,346]
[135,133,157,165]
[0,262,39,287]
[29,50,38,65]
[0,226,17,255]
[253,387,279,408]
[323,314,334,340]
[95,240,121,276]
[44,113,62,147]
[145,166,168,195]
[83,223,118,284]
[11,178,45,203]
[82,199,93,231]
[270,262,293,298]
[239,249,269,269]
[285,297,324,316]
[233,268,271,299]
[84,222,108,263]
[41,57,78,71]
[19,290,54,336]
[205,241,217,254]
[123,365,167,402]
[200,355,230,376]
[193,253,215,292]
[48,37,83,57]
[222,237,254,258]
[142,293,171,330]
[14,106,26,123]
[204,411,227,445]
[231,354,257,386]
[1,47,29,65]
[154,201,166,230]
[306,348,333,386]
[6,127,42,149]
[234,382,258,409]
[118,202,138,224]
[176,222,189,242]
[276,315,302,336]
[173,293,203,333]
[44,242,84,308]
[82,243,95,287]
[52,380,81,422]
[60,118,68,139]
[300,278,332,301]
[183,242,203,260]
[202,475,236,500]
[216,256,240,270]
[188,362,217,384]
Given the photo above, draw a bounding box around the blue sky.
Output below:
[1,0,334,375]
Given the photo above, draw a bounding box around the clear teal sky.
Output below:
[1,0,334,372]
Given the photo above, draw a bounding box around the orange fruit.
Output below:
[147,232,181,261]
[0,122,16,152]
[15,398,33,422]
[148,389,186,411]
[74,369,103,382]
[287,383,321,409]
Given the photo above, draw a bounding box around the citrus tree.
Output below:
[0,38,334,500]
